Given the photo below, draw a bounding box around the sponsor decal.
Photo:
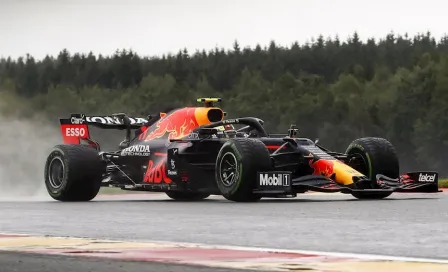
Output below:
[309,159,334,177]
[143,108,199,141]
[418,173,436,183]
[222,119,239,124]
[70,114,85,124]
[167,152,179,176]
[60,123,90,144]
[348,143,365,152]
[65,127,86,137]
[86,116,148,125]
[187,132,199,139]
[259,172,290,186]
[121,145,151,156]
[167,169,178,176]
[143,159,172,184]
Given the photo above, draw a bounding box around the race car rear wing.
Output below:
[64,113,149,129]
[59,113,149,145]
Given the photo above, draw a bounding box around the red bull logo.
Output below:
[141,107,224,141]
[143,158,172,184]
[309,159,335,178]
[144,108,199,141]
[309,158,365,186]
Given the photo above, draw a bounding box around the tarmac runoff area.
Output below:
[1,190,448,272]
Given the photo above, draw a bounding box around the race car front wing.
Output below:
[253,171,441,196]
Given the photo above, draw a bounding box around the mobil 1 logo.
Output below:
[257,171,291,188]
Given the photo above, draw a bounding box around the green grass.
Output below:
[439,179,448,188]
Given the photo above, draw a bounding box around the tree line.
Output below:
[1,31,448,175]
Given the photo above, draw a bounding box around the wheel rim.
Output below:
[48,157,65,189]
[349,153,368,176]
[219,152,238,187]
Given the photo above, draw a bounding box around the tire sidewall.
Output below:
[346,139,399,180]
[345,142,374,179]
[345,138,399,199]
[44,147,71,198]
[215,141,244,196]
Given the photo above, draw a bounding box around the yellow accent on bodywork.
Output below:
[194,107,224,126]
[196,98,222,103]
[332,160,366,185]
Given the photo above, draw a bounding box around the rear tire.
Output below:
[345,137,399,200]
[44,144,105,201]
[215,138,272,202]
[165,191,210,201]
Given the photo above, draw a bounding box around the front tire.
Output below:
[44,144,105,201]
[215,138,272,202]
[345,137,399,200]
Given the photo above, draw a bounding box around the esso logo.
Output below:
[65,127,86,137]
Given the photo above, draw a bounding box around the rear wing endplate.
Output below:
[59,113,149,145]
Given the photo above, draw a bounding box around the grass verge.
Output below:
[439,179,448,188]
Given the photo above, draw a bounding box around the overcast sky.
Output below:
[0,0,446,60]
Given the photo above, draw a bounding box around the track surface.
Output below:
[0,192,446,259]
[0,251,257,272]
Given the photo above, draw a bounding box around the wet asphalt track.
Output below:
[0,192,447,260]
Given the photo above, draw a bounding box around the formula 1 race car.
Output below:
[44,98,441,202]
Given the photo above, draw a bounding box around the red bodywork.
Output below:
[309,159,335,178]
[60,123,90,144]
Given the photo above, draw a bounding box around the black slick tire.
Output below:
[44,144,105,201]
[345,137,399,200]
[165,191,210,201]
[215,138,272,202]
